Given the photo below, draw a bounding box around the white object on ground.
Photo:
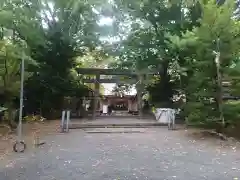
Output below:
[103,105,108,114]
[154,108,176,125]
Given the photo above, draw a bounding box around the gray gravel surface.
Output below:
[0,128,240,180]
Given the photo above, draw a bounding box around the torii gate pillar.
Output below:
[92,74,100,119]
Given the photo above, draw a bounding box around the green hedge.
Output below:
[223,100,240,125]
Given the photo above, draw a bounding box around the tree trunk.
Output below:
[215,52,225,126]
[159,60,172,105]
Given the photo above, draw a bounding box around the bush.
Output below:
[23,114,45,123]
[181,101,218,124]
[223,100,240,126]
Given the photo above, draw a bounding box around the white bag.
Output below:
[102,105,108,114]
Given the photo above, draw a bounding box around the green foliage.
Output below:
[0,39,35,114]
[0,0,240,131]
[108,0,240,131]
[223,100,240,125]
[112,84,131,96]
[0,106,7,112]
[170,0,240,127]
[108,0,203,106]
[0,0,102,119]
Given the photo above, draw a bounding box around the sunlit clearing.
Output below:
[98,17,114,26]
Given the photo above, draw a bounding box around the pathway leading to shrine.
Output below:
[0,118,240,180]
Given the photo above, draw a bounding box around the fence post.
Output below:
[66,110,70,132]
[172,109,176,130]
[61,110,66,132]
[168,109,176,130]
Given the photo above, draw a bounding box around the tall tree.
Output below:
[0,0,102,118]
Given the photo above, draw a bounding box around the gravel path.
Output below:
[0,127,240,180]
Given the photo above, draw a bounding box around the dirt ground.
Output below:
[1,120,240,162]
[182,128,240,150]
[1,126,240,180]
[0,120,61,160]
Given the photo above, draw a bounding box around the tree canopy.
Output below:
[0,0,240,132]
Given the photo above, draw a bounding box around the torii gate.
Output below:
[76,68,157,119]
